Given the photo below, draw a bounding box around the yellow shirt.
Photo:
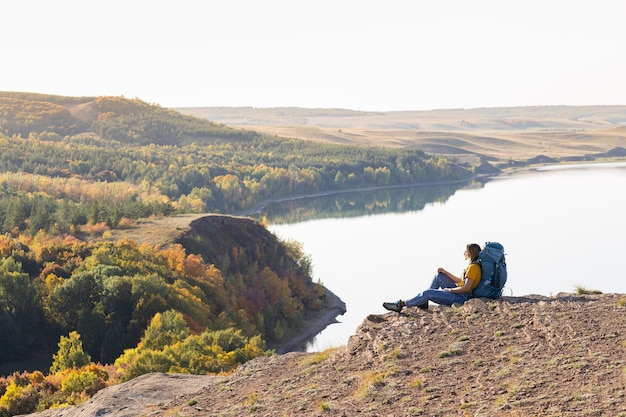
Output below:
[459,263,481,290]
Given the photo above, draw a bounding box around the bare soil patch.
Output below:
[97,213,207,246]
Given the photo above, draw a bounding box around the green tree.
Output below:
[47,270,104,340]
[2,196,29,233]
[127,274,169,342]
[45,267,114,363]
[140,310,190,351]
[0,257,39,362]
[50,331,92,373]
[100,275,134,363]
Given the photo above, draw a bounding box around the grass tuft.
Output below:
[436,348,462,358]
[356,372,387,398]
[317,400,331,411]
[300,347,338,367]
[575,286,602,295]
[409,376,425,389]
[459,401,477,409]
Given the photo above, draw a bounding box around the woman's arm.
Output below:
[444,278,474,294]
[438,267,461,283]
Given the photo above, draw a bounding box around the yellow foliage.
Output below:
[159,244,224,284]
[116,217,136,229]
[60,370,99,395]
[0,382,23,408]
[29,371,45,384]
[183,253,206,279]
[0,171,152,205]
[50,331,91,373]
[83,222,109,237]
[159,244,187,274]
[29,231,86,264]
[0,234,18,256]
[205,264,224,285]
[114,347,140,371]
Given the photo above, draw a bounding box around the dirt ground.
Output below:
[23,293,626,417]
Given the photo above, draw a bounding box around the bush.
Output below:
[60,371,100,395]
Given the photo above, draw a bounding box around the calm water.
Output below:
[267,162,626,351]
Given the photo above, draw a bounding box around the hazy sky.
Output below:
[2,0,625,111]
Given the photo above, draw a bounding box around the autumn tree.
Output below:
[140,310,190,351]
[50,331,91,373]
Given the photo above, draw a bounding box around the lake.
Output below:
[265,162,626,351]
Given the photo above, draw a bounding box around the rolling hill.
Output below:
[177,105,626,164]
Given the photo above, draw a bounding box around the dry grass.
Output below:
[91,213,207,246]
[178,105,626,163]
[242,125,625,162]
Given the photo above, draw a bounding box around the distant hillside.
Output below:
[178,105,626,163]
[1,91,467,236]
[0,92,249,145]
[176,105,626,131]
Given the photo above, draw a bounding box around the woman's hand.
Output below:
[439,268,461,284]
[457,278,474,294]
[445,278,474,294]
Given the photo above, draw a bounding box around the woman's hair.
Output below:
[467,243,481,262]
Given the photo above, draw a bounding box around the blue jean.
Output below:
[404,272,470,307]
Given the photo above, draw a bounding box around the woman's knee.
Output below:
[435,272,456,289]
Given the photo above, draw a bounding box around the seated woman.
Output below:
[383,243,482,313]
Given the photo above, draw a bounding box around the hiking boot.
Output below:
[382,300,404,313]
[417,302,429,310]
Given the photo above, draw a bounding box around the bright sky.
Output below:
[2,0,625,111]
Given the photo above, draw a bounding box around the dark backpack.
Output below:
[472,241,507,299]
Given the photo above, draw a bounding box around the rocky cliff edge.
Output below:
[23,293,626,417]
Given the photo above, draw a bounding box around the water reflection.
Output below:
[251,180,483,225]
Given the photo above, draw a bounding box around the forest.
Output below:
[0,218,319,415]
[0,93,470,236]
[0,92,469,415]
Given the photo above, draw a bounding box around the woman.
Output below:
[382,243,482,313]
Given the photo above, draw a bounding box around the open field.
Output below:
[178,105,626,164]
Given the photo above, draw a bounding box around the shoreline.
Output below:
[240,157,626,220]
[236,176,479,218]
[267,287,346,354]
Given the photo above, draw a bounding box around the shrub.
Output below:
[575,286,602,295]
[50,332,91,373]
